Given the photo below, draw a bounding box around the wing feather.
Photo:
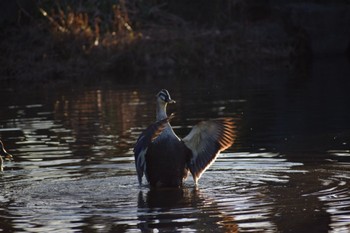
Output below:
[183,118,235,184]
[133,114,174,185]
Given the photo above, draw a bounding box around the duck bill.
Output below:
[168,99,176,104]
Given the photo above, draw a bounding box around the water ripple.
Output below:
[304,162,350,232]
[1,84,350,232]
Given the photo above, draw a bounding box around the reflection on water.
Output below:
[137,188,239,233]
[305,153,350,233]
[1,58,350,232]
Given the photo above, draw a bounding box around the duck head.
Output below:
[156,89,175,104]
[156,89,175,121]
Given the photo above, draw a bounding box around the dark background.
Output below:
[1,0,349,83]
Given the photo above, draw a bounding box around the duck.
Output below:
[0,140,13,172]
[134,89,235,188]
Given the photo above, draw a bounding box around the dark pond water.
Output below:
[1,57,350,232]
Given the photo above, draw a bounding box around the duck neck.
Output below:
[156,102,168,121]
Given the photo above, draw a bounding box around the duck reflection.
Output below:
[137,188,238,233]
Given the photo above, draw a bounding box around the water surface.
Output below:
[1,58,350,232]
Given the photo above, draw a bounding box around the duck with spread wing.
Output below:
[134,89,235,188]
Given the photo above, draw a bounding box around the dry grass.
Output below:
[38,0,138,50]
[0,1,300,84]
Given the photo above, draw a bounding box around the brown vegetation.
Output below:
[0,1,305,83]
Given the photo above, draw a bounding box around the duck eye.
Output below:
[158,93,168,101]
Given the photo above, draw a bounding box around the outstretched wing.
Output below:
[133,115,174,185]
[182,118,235,184]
